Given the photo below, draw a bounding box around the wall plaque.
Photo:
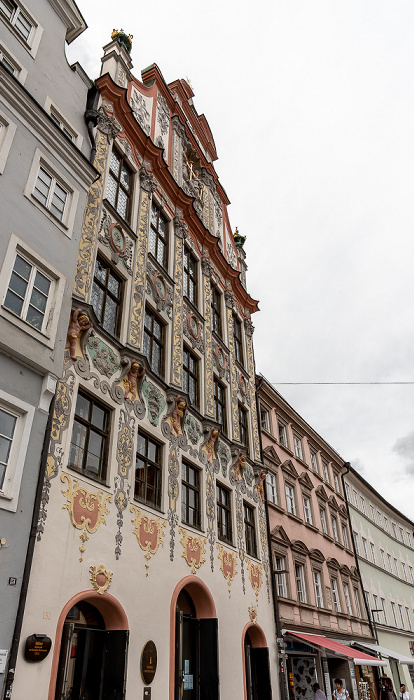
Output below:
[24,635,52,662]
[141,640,157,684]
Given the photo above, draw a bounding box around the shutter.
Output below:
[101,630,129,700]
[175,611,183,700]
[251,647,272,700]
[54,622,74,700]
[199,618,219,700]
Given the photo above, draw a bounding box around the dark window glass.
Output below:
[68,391,109,483]
[149,203,168,269]
[233,315,243,364]
[217,483,232,544]
[91,257,122,336]
[106,149,132,221]
[210,285,221,336]
[134,431,162,508]
[213,378,226,434]
[238,404,249,449]
[183,346,198,408]
[183,246,197,305]
[143,307,164,377]
[244,503,257,557]
[181,461,200,528]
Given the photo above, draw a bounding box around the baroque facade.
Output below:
[11,31,277,700]
[0,0,97,696]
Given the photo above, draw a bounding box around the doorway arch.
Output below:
[242,623,272,700]
[48,591,128,700]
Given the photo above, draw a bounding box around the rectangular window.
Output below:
[181,461,200,528]
[380,549,386,568]
[278,421,288,447]
[310,450,319,473]
[217,483,232,544]
[393,558,399,577]
[383,515,388,531]
[342,524,349,549]
[106,149,132,221]
[370,543,376,564]
[407,531,412,547]
[149,203,168,269]
[4,253,51,332]
[345,483,350,500]
[233,315,243,365]
[392,522,398,538]
[0,406,17,490]
[387,553,392,571]
[399,527,405,543]
[302,495,313,525]
[353,490,359,507]
[354,588,362,618]
[50,109,75,141]
[313,570,323,608]
[266,473,277,505]
[183,246,197,305]
[293,434,303,460]
[275,555,288,597]
[210,285,222,336]
[360,496,366,515]
[0,45,19,76]
[398,604,405,629]
[143,307,164,377]
[33,165,68,221]
[380,598,388,625]
[243,503,257,558]
[260,409,270,432]
[370,504,375,520]
[373,594,380,622]
[295,563,307,603]
[285,483,296,515]
[405,607,412,631]
[331,516,339,542]
[135,431,162,508]
[402,562,408,581]
[68,391,109,483]
[362,537,368,559]
[183,346,198,408]
[238,403,249,450]
[91,256,122,336]
[376,510,382,527]
[331,578,341,612]
[320,508,328,534]
[344,583,353,615]
[353,532,360,554]
[391,601,398,627]
[0,0,33,43]
[409,566,414,584]
[334,473,340,493]
[322,460,330,483]
[213,377,226,433]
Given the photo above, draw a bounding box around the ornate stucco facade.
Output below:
[11,34,277,700]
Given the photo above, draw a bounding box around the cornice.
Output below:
[48,0,87,44]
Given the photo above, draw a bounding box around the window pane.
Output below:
[103,296,117,335]
[29,288,47,312]
[91,283,104,322]
[0,409,17,440]
[147,440,157,463]
[75,393,90,420]
[120,165,130,190]
[33,270,51,296]
[108,272,120,297]
[106,173,117,207]
[91,405,105,431]
[117,189,127,219]
[68,421,87,470]
[151,343,160,374]
[25,304,44,329]
[4,290,23,316]
[109,150,120,176]
[15,11,32,41]
[0,0,15,21]
[86,431,103,474]
[8,271,28,299]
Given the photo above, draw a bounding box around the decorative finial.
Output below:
[233,227,246,248]
[111,29,133,54]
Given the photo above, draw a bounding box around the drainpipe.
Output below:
[3,395,56,700]
[84,83,100,164]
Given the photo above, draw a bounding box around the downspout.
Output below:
[3,395,56,700]
[84,83,100,164]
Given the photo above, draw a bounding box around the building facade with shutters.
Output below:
[0,0,97,695]
[258,377,381,700]
[344,468,414,696]
[11,32,278,700]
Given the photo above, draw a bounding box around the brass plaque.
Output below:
[141,640,157,685]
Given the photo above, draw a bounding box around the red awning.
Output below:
[288,632,386,666]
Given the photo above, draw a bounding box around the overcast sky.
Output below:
[68,1,414,520]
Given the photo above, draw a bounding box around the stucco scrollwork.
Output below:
[130,88,151,136]
[157,92,170,135]
[217,544,238,598]
[96,105,121,141]
[179,527,207,575]
[130,505,167,575]
[97,209,133,274]
[173,216,188,240]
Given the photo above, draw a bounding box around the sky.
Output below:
[68,1,414,520]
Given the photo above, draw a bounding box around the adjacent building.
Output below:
[345,467,414,696]
[0,0,97,695]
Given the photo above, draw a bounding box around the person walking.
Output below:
[312,683,328,700]
[400,684,412,700]
[333,679,350,700]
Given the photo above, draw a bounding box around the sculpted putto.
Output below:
[65,308,92,360]
[123,361,144,402]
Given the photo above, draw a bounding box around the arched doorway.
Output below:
[171,577,218,700]
[243,623,272,700]
[51,592,128,700]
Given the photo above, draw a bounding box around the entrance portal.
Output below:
[243,625,272,700]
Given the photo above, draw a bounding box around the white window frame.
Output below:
[0,388,35,511]
[383,515,388,531]
[354,588,362,618]
[376,510,382,527]
[353,531,360,554]
[333,473,340,493]
[370,542,376,565]
[392,522,398,538]
[401,562,408,581]
[310,449,319,473]
[370,504,375,520]
[293,434,303,460]
[398,604,405,629]
[353,489,359,507]
[24,148,79,238]
[331,516,339,542]
[0,233,65,348]
[275,554,288,598]
[409,566,414,584]
[406,531,412,548]
[302,494,313,525]
[0,0,43,55]
[266,472,277,505]
[0,41,27,83]
[322,460,330,483]
[393,558,399,577]
[44,97,83,148]
[362,537,368,559]
[313,570,324,608]
[360,496,366,515]
[331,578,341,612]
[260,408,270,433]
[320,507,328,534]
[295,562,307,603]
[399,527,405,544]
[387,553,392,571]
[285,482,296,515]
[380,549,386,568]
[390,601,398,627]
[0,106,17,175]
[343,582,353,615]
[341,524,349,549]
[345,483,350,500]
[380,598,387,625]
[405,607,412,631]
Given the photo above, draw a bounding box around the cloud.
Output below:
[350,458,366,475]
[392,431,414,475]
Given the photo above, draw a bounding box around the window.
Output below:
[310,450,319,473]
[183,346,198,408]
[303,495,313,525]
[402,562,408,581]
[183,246,197,305]
[370,504,375,520]
[260,409,270,433]
[393,558,399,577]
[353,490,359,507]
[0,45,18,75]
[407,531,412,548]
[210,284,222,336]
[380,549,386,568]
[398,604,405,629]
[313,570,323,608]
[364,591,371,618]
[399,527,405,543]
[322,460,330,483]
[334,473,340,493]
[343,583,353,615]
[0,407,17,490]
[360,496,366,515]
[106,149,132,221]
[376,510,382,527]
[217,483,232,544]
[244,503,257,558]
[362,538,368,559]
[383,515,388,531]
[285,483,296,515]
[0,389,35,511]
[143,307,164,377]
[370,543,376,564]
[266,473,277,505]
[320,508,328,534]
[50,109,75,141]
[392,522,398,538]
[405,607,412,631]
[0,109,17,174]
[233,315,243,365]
[181,461,200,528]
[69,391,109,483]
[295,563,307,603]
[380,598,388,625]
[4,253,51,332]
[238,404,249,449]
[135,431,162,508]
[372,594,380,622]
[275,555,288,597]
[353,532,360,554]
[342,524,349,549]
[293,434,303,460]
[278,421,288,448]
[33,165,68,221]
[345,482,350,500]
[91,257,122,336]
[149,203,168,269]
[331,578,341,612]
[331,516,339,542]
[409,566,414,584]
[213,377,226,433]
[0,0,33,43]
[387,553,392,571]
[353,588,362,618]
[390,601,398,627]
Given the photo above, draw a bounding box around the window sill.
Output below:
[217,537,236,549]
[268,502,284,514]
[322,533,334,542]
[1,306,54,349]
[304,522,319,532]
[67,466,110,491]
[103,199,135,238]
[286,512,303,524]
[27,193,72,237]
[181,520,204,535]
[133,497,165,516]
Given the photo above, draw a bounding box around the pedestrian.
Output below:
[400,684,412,700]
[380,674,397,700]
[333,679,350,700]
[312,682,328,700]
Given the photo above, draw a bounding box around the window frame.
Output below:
[106,147,133,223]
[91,255,123,337]
[217,482,233,545]
[341,523,349,549]
[302,494,313,525]
[293,433,303,460]
[243,502,257,558]
[68,390,110,485]
[275,554,288,598]
[331,577,341,612]
[322,459,330,484]
[313,569,324,608]
[266,472,278,505]
[233,314,244,365]
[213,376,227,434]
[260,408,271,433]
[134,430,163,510]
[210,283,222,337]
[277,419,288,448]
[149,201,169,270]
[354,587,362,618]
[183,244,198,306]
[182,345,199,409]
[285,482,296,516]
[320,507,328,534]
[3,251,53,334]
[238,402,249,451]
[343,582,353,616]
[0,0,42,55]
[295,562,307,603]
[143,306,164,378]
[310,449,319,474]
[181,460,201,529]
[331,515,339,542]
[0,388,35,512]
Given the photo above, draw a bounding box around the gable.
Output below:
[281,459,299,479]
[271,525,291,545]
[298,471,314,491]
[263,445,282,465]
[316,485,329,502]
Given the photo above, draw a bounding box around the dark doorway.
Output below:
[244,630,272,700]
[54,601,128,700]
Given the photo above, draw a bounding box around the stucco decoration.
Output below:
[146,259,173,317]
[231,450,247,483]
[245,330,261,462]
[130,505,166,575]
[172,230,184,388]
[217,440,231,477]
[199,425,221,570]
[87,337,119,378]
[165,394,188,437]
[214,191,223,227]
[65,308,93,361]
[184,413,202,447]
[203,274,214,418]
[226,309,240,440]
[96,105,121,142]
[89,564,112,595]
[97,209,133,273]
[130,88,151,136]
[114,408,135,559]
[258,501,271,602]
[171,117,186,184]
[173,216,188,240]
[212,340,229,382]
[226,243,238,269]
[246,559,263,605]
[183,302,204,354]
[235,490,246,594]
[167,444,180,561]
[60,473,113,562]
[248,605,258,624]
[116,357,145,407]
[179,528,207,575]
[74,129,108,300]
[142,380,165,426]
[238,371,250,407]
[217,544,238,598]
[157,92,170,135]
